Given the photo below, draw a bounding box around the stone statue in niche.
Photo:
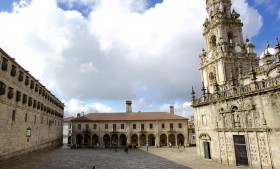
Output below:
[234,112,241,128]
[253,111,260,127]
[223,114,228,128]
[246,111,253,128]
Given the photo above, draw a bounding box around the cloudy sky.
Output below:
[0,0,279,117]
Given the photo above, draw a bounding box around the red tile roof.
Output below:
[71,112,187,122]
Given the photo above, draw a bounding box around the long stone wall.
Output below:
[0,48,64,164]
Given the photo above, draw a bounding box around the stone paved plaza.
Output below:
[1,146,247,169]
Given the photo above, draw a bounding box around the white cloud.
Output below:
[79,62,98,73]
[232,0,263,38]
[159,101,193,118]
[0,0,263,115]
[64,99,113,116]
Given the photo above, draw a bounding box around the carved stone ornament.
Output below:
[199,133,211,140]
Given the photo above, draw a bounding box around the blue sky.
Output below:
[0,0,279,117]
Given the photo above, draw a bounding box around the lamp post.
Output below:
[26,127,31,142]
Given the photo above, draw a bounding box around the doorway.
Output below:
[234,135,248,166]
[203,141,211,159]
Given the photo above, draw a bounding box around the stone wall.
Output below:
[193,91,280,169]
[0,48,64,164]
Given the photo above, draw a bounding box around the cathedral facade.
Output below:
[0,48,64,164]
[191,0,280,168]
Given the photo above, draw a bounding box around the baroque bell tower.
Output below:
[199,0,258,93]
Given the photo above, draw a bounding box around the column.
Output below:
[167,135,169,146]
[138,134,141,146]
[118,135,120,146]
[175,134,178,146]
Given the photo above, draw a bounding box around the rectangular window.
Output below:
[150,123,153,129]
[178,123,182,128]
[11,65,17,77]
[133,124,136,129]
[78,124,81,130]
[113,124,116,131]
[121,124,124,129]
[141,124,144,131]
[1,58,8,70]
[18,71,23,81]
[86,124,89,130]
[16,91,21,102]
[170,123,173,130]
[12,110,16,121]
[93,124,97,129]
[105,124,108,129]
[162,123,165,129]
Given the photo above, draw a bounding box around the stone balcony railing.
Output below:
[192,76,280,107]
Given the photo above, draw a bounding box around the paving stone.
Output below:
[1,146,247,169]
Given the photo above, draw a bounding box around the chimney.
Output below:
[169,105,174,115]
[126,100,132,113]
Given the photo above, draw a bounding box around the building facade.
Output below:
[191,0,280,168]
[0,48,64,164]
[188,116,196,146]
[71,101,189,148]
[63,117,74,145]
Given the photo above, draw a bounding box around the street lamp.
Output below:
[26,126,31,142]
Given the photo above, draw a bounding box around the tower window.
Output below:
[228,32,234,45]
[210,36,217,49]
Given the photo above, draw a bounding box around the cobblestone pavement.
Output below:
[1,146,247,169]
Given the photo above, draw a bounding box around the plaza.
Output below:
[1,146,246,169]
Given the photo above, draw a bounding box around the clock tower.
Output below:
[199,0,258,93]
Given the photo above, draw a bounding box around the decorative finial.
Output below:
[191,86,195,100]
[266,40,270,49]
[201,82,206,97]
[276,37,279,46]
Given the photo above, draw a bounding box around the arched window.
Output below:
[210,36,217,49]
[227,32,234,45]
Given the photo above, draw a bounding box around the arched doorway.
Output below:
[177,134,185,146]
[148,134,155,146]
[103,134,110,146]
[160,134,167,146]
[131,134,138,147]
[139,134,146,146]
[92,134,99,146]
[111,134,118,146]
[84,134,90,145]
[169,134,175,146]
[76,134,83,145]
[120,134,127,146]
